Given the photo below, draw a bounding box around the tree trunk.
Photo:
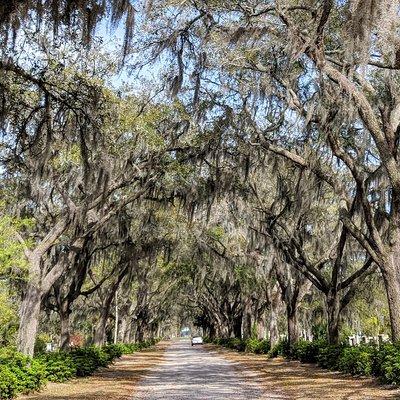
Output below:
[381,252,400,342]
[17,283,42,356]
[208,324,216,340]
[256,314,267,339]
[269,307,280,347]
[94,308,109,346]
[233,314,242,338]
[287,306,300,345]
[136,321,145,342]
[60,305,71,350]
[326,290,340,344]
[268,282,282,347]
[120,316,131,343]
[242,310,252,339]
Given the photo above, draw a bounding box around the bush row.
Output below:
[285,340,400,385]
[0,339,160,399]
[205,337,271,354]
[209,337,400,386]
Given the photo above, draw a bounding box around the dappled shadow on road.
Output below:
[19,343,168,400]
[131,340,279,400]
[210,345,400,400]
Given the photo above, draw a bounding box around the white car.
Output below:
[191,336,203,346]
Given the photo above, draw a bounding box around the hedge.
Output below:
[281,339,400,385]
[0,339,160,399]
[210,337,400,386]
[205,337,271,354]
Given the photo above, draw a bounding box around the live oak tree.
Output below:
[141,0,400,342]
[0,37,188,354]
[1,0,399,354]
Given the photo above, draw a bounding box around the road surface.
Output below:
[131,340,286,400]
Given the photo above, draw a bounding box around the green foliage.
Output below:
[213,338,246,351]
[255,339,272,354]
[209,337,270,354]
[0,340,159,399]
[269,339,400,385]
[0,365,17,400]
[0,347,46,394]
[212,336,400,386]
[0,285,18,346]
[268,339,290,358]
[316,344,344,370]
[372,343,400,385]
[118,338,158,354]
[311,323,327,341]
[207,226,225,241]
[70,346,109,377]
[0,215,32,274]
[102,344,124,361]
[34,334,53,356]
[38,352,77,382]
[338,346,374,376]
[230,338,246,352]
[244,338,271,354]
[290,340,323,363]
[119,343,141,353]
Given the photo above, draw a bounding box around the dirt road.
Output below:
[131,340,284,400]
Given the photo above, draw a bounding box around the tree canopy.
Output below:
[0,0,399,360]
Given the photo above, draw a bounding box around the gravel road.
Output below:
[131,340,287,400]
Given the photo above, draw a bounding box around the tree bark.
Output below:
[268,282,282,347]
[269,307,280,347]
[233,313,242,338]
[17,283,42,357]
[287,306,300,345]
[242,301,252,339]
[382,252,400,341]
[136,318,147,342]
[59,305,71,350]
[94,307,109,346]
[256,314,267,339]
[120,315,131,343]
[326,289,340,344]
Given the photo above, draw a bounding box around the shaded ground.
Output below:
[19,342,168,400]
[208,344,400,400]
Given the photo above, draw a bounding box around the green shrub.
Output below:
[268,339,290,358]
[0,365,17,400]
[120,343,140,354]
[371,343,400,385]
[34,334,52,356]
[38,352,77,382]
[338,345,375,376]
[254,339,271,354]
[204,336,400,386]
[242,338,271,354]
[102,344,124,362]
[228,338,245,351]
[316,343,344,370]
[0,340,157,399]
[0,348,46,394]
[70,346,108,377]
[210,337,271,354]
[291,340,323,363]
[244,338,260,353]
[13,359,47,393]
